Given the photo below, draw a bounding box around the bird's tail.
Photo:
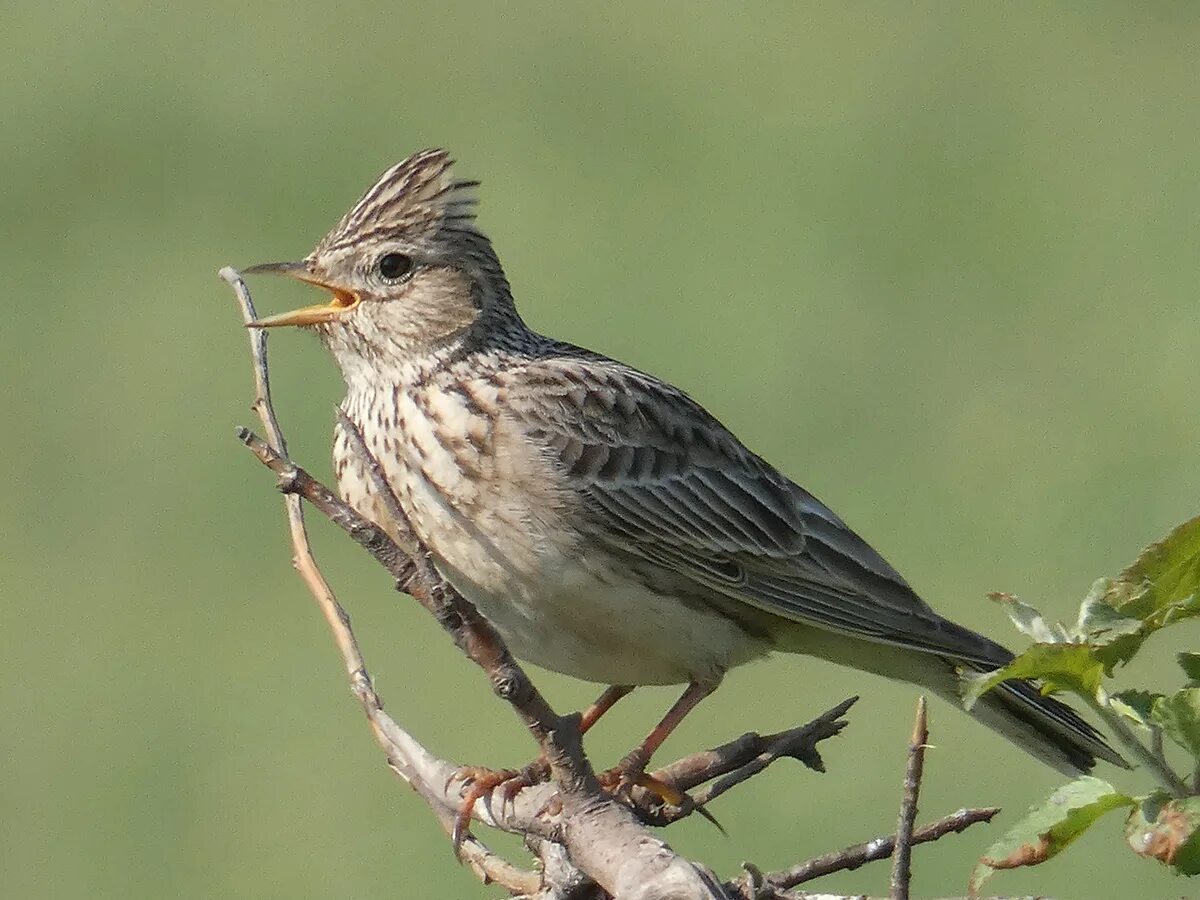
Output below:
[774,623,1126,774]
[953,660,1128,775]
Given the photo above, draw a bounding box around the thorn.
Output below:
[694,801,727,836]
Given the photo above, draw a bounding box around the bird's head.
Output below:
[245,149,516,373]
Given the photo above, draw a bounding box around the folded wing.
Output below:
[508,353,1007,667]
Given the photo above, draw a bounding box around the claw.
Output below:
[630,770,686,806]
[687,798,726,835]
[599,760,725,833]
[447,761,550,860]
[502,756,548,807]
[449,766,516,859]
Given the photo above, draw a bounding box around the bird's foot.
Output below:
[597,750,686,806]
[597,750,723,831]
[447,758,550,858]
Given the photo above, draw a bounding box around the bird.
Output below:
[244,149,1124,802]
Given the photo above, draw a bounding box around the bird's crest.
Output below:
[316,149,480,253]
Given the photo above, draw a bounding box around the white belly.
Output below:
[433,546,767,686]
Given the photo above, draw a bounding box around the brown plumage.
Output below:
[245,149,1125,780]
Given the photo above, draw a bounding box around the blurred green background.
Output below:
[4,3,1198,898]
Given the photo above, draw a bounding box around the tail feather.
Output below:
[774,623,1126,774]
[958,661,1129,775]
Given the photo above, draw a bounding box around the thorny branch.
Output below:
[735,808,1000,897]
[221,266,540,892]
[220,266,1005,898]
[890,697,929,900]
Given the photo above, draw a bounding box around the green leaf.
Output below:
[1109,689,1162,731]
[971,776,1136,892]
[1152,688,1200,759]
[990,591,1069,643]
[1072,579,1144,646]
[1083,515,1200,669]
[1125,793,1200,875]
[1179,652,1200,684]
[963,643,1105,709]
[1105,515,1200,614]
[988,518,1200,673]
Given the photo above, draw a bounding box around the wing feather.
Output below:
[508,354,1007,667]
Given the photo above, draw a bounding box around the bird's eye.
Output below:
[377,253,413,281]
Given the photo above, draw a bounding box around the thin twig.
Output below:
[890,696,928,900]
[641,698,857,825]
[734,807,998,894]
[1089,690,1188,797]
[1148,725,1182,796]
[219,266,367,684]
[693,698,856,805]
[219,267,539,895]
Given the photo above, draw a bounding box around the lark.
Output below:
[245,150,1123,796]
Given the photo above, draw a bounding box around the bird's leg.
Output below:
[496,684,636,803]
[616,681,716,776]
[481,684,635,808]
[449,684,635,857]
[580,683,636,734]
[601,680,717,803]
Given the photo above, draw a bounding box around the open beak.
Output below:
[241,261,360,328]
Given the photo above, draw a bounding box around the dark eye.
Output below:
[377,253,413,280]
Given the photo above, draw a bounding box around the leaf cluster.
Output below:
[967,516,1200,893]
